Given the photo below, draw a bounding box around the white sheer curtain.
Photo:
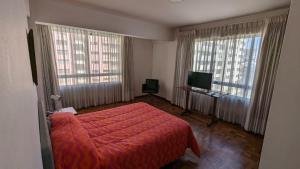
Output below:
[191,30,263,125]
[174,22,265,126]
[49,25,123,109]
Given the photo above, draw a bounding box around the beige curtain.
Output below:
[122,36,135,101]
[246,15,288,135]
[37,25,60,112]
[172,31,196,108]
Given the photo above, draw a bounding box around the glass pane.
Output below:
[193,34,262,98]
[51,26,122,86]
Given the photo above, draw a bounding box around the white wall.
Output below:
[29,0,172,40]
[132,38,154,97]
[0,0,43,169]
[259,1,300,169]
[152,41,177,101]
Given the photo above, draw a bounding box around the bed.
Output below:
[50,102,200,169]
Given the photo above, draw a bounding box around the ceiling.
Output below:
[68,0,290,27]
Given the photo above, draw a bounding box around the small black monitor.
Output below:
[188,71,213,90]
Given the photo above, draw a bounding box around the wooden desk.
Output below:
[178,86,227,127]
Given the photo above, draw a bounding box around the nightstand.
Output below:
[57,107,77,115]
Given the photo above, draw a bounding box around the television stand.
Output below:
[178,86,227,127]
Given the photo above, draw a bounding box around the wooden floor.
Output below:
[79,95,264,169]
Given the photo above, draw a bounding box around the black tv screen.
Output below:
[27,29,38,85]
[188,71,213,90]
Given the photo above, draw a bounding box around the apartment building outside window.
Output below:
[51,28,122,86]
[193,34,262,98]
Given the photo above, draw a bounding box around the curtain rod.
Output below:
[35,21,146,39]
[179,7,290,32]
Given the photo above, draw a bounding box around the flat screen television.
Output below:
[188,71,213,90]
[27,29,38,85]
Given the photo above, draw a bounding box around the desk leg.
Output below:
[207,96,218,127]
[181,90,190,116]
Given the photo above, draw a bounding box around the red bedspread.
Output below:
[51,102,200,169]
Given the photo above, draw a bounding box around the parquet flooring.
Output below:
[78,95,264,169]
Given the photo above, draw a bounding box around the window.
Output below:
[76,70,86,74]
[76,60,84,64]
[193,34,262,98]
[51,27,122,86]
[103,43,119,48]
[90,41,98,46]
[73,43,84,50]
[91,60,99,64]
[91,51,99,55]
[56,39,68,46]
[56,49,68,55]
[91,69,100,74]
